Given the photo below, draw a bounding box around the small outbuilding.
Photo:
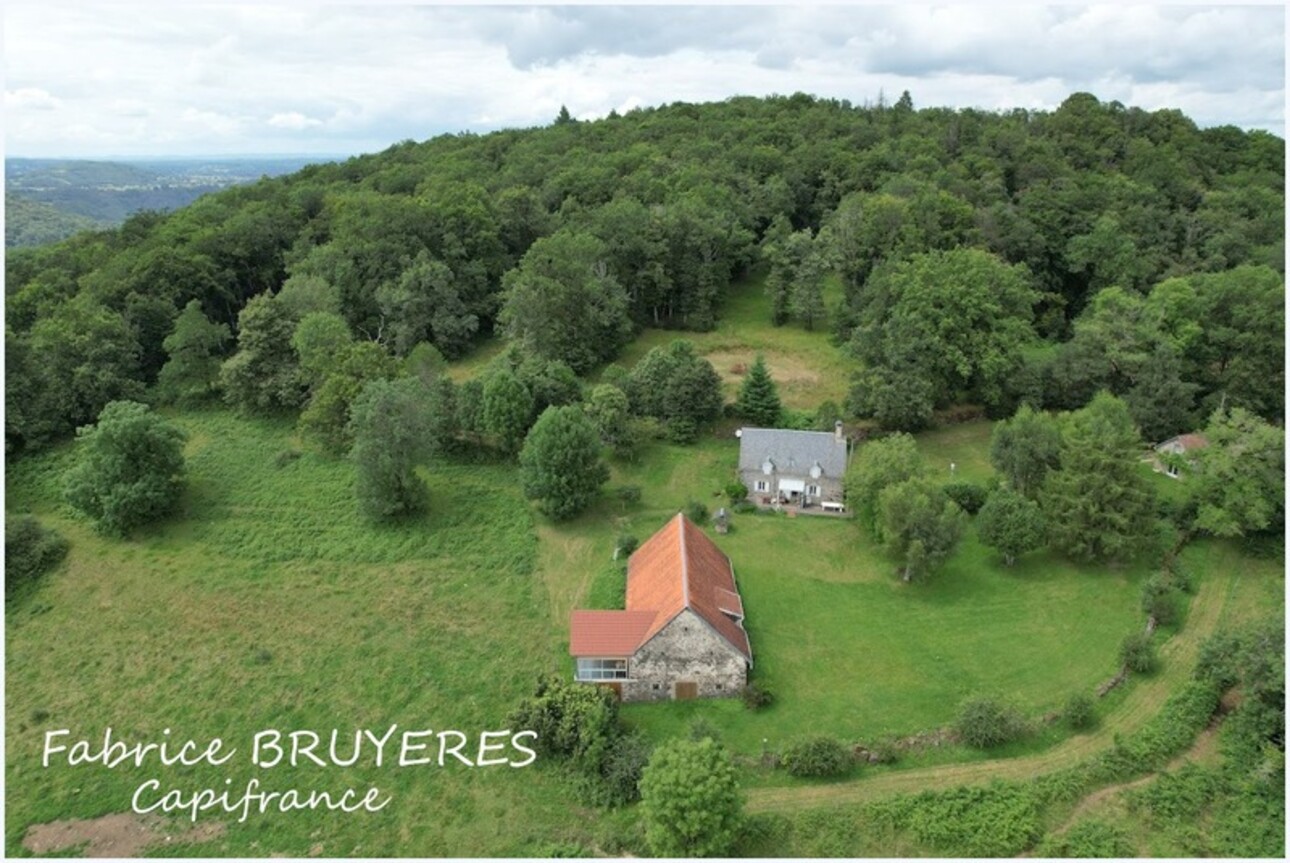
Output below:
[1151,433,1209,478]
[569,513,751,702]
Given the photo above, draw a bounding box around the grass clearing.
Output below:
[610,272,854,410]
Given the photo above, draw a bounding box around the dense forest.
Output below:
[5,91,1284,457]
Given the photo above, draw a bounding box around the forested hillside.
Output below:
[5,91,1283,455]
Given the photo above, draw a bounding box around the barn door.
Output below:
[674,681,698,700]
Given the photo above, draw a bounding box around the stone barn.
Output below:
[569,513,752,702]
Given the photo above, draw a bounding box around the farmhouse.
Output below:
[1151,432,1209,478]
[737,423,849,511]
[569,513,751,702]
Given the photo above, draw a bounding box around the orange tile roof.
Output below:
[569,610,658,657]
[568,513,752,662]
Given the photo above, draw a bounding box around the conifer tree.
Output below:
[1042,392,1155,562]
[735,354,782,427]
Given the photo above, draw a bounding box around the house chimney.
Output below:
[834,420,844,443]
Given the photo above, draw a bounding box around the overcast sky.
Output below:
[3,3,1285,159]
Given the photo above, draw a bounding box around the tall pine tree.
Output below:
[735,354,782,427]
[1042,392,1155,562]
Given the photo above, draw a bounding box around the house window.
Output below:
[576,658,628,681]
[807,484,820,496]
[755,480,768,492]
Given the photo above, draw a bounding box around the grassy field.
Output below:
[8,399,1276,856]
[5,412,603,857]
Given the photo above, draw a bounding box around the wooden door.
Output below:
[674,681,698,700]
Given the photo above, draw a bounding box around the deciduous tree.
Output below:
[63,401,186,536]
[878,477,966,582]
[977,488,1046,565]
[639,737,743,857]
[519,406,610,520]
[349,377,437,521]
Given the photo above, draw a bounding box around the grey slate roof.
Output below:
[737,428,848,478]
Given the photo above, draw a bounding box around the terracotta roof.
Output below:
[569,610,658,657]
[569,513,752,662]
[1156,433,1209,452]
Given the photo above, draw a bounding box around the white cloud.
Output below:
[5,87,62,111]
[1,3,1282,158]
[268,111,323,131]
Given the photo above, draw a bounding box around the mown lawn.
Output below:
[4,411,605,857]
[540,428,1149,756]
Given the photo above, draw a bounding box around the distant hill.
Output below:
[4,193,107,248]
[5,156,332,247]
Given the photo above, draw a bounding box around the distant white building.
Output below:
[737,423,849,512]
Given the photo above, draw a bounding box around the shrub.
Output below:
[583,730,653,808]
[956,696,1028,748]
[732,500,758,514]
[781,736,852,778]
[1194,631,1243,689]
[741,682,774,710]
[685,500,709,524]
[4,514,69,595]
[1140,573,1179,627]
[687,717,721,743]
[725,481,749,504]
[1035,818,1134,857]
[665,416,698,444]
[614,535,639,559]
[273,448,302,468]
[507,676,620,775]
[615,485,642,505]
[1064,692,1096,730]
[1120,632,1157,674]
[942,481,988,514]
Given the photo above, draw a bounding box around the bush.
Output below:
[685,500,709,524]
[1194,631,1243,689]
[741,682,774,710]
[725,481,749,504]
[1035,818,1134,857]
[1140,573,1180,627]
[5,514,69,595]
[942,481,988,515]
[1064,692,1097,730]
[614,535,639,559]
[781,736,852,778]
[507,676,620,775]
[956,696,1028,748]
[583,730,653,808]
[665,416,698,444]
[732,500,758,514]
[615,485,642,505]
[1120,632,1157,674]
[273,448,301,467]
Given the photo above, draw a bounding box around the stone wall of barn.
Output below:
[622,609,748,702]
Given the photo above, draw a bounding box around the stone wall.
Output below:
[622,609,748,702]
